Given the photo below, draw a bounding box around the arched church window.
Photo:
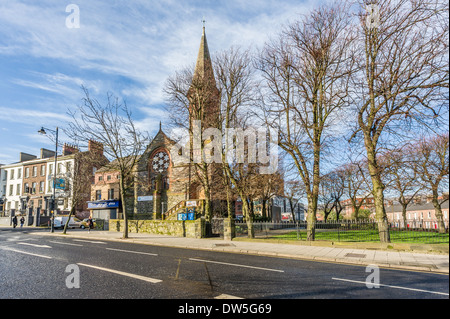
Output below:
[151,150,170,174]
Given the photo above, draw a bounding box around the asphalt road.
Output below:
[1,228,448,304]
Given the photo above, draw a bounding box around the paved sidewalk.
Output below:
[32,229,449,274]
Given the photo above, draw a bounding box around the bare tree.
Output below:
[66,86,148,239]
[342,161,373,220]
[384,146,422,227]
[256,2,355,240]
[412,133,449,233]
[63,150,108,234]
[350,0,449,242]
[214,47,260,235]
[319,168,347,221]
[164,63,221,222]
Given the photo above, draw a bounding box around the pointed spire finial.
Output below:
[159,121,162,131]
[202,18,206,34]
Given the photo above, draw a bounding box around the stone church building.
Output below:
[133,26,223,219]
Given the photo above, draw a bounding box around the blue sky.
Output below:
[0,0,320,164]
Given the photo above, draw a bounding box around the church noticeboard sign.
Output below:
[186,207,195,220]
[138,196,153,202]
[178,213,187,221]
[186,201,197,207]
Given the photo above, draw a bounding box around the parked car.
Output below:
[81,218,97,229]
[53,217,82,229]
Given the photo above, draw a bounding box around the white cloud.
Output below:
[0,106,71,125]
[0,0,321,164]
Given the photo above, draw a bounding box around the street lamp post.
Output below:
[38,126,58,233]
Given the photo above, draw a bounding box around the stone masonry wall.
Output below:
[109,218,205,238]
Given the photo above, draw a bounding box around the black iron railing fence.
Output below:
[232,219,449,244]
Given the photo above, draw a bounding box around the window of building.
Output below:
[32,166,37,177]
[24,183,29,194]
[96,190,102,200]
[16,184,20,196]
[98,176,103,181]
[40,165,45,176]
[32,182,37,194]
[17,168,21,179]
[25,167,30,178]
[39,181,45,193]
[107,175,111,181]
[9,184,13,196]
[10,169,14,180]
[108,189,114,200]
[163,177,170,190]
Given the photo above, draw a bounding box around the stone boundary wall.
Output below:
[109,218,206,238]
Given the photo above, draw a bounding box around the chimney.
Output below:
[40,148,56,159]
[19,152,37,162]
[88,140,103,155]
[62,143,79,156]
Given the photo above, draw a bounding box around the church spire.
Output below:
[193,22,216,86]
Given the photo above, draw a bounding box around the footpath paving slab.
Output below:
[28,230,449,274]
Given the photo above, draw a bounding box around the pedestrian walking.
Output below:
[88,217,94,233]
[20,217,25,228]
[12,216,17,228]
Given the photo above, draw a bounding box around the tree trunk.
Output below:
[372,177,390,243]
[241,196,254,238]
[62,206,75,235]
[306,195,317,241]
[226,183,233,218]
[401,204,408,229]
[432,191,446,234]
[120,178,128,239]
[364,136,391,243]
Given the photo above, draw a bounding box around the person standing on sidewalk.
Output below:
[12,216,17,228]
[88,217,94,233]
[20,216,25,228]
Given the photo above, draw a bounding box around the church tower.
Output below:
[135,25,224,220]
[188,25,221,131]
[186,25,223,216]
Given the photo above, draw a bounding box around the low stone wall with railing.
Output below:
[109,218,206,238]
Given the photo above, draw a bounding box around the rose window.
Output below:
[152,151,170,173]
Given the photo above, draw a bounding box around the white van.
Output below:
[53,217,82,229]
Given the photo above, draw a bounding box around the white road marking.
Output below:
[214,294,244,299]
[106,247,158,256]
[332,277,449,296]
[49,241,83,247]
[77,263,162,283]
[1,248,52,259]
[73,239,107,244]
[17,242,51,248]
[189,258,285,273]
